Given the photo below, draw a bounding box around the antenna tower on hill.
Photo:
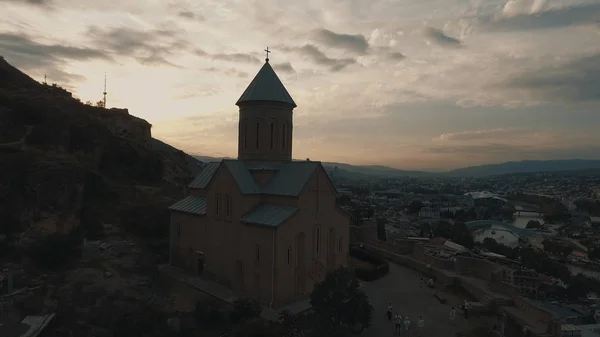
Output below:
[103,73,107,108]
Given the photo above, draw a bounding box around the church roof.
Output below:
[261,161,320,196]
[184,159,322,197]
[236,61,297,107]
[169,196,207,215]
[241,204,299,228]
[188,162,220,189]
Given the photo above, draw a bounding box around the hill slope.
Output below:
[0,57,202,238]
[444,159,600,177]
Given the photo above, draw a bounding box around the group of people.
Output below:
[448,300,471,321]
[385,303,425,336]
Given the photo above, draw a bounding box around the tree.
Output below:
[376,218,387,241]
[230,298,263,323]
[407,200,423,214]
[28,233,80,270]
[310,268,373,337]
[451,222,474,249]
[366,208,375,219]
[434,221,473,249]
[194,299,222,328]
[96,100,105,108]
[113,304,176,337]
[526,220,541,229]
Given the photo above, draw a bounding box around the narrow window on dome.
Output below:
[255,121,260,148]
[282,123,287,150]
[270,122,275,149]
[243,120,248,148]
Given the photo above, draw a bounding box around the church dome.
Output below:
[236,60,296,108]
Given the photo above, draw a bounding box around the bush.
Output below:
[350,246,389,281]
[28,233,80,269]
[194,299,222,328]
[230,298,262,323]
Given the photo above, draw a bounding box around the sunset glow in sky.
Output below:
[1,0,599,170]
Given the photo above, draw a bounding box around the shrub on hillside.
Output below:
[230,298,263,323]
[28,233,80,269]
[193,299,223,328]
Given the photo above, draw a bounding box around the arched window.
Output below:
[314,227,321,255]
[286,247,292,265]
[255,121,260,148]
[269,121,275,149]
[256,244,260,261]
[243,119,248,148]
[282,123,287,150]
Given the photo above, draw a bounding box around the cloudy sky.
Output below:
[1,0,599,171]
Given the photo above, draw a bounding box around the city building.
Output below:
[167,58,351,308]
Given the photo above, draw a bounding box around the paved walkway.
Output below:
[362,263,493,337]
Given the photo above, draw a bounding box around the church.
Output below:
[168,54,351,308]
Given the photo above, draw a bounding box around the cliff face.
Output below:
[0,57,203,239]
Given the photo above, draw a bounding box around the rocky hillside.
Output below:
[0,57,203,241]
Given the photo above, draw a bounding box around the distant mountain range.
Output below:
[193,155,600,178]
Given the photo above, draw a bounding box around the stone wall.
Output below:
[96,109,152,144]
[455,256,499,282]
[361,243,457,286]
[513,296,557,326]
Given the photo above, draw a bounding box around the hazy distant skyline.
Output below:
[1,0,599,170]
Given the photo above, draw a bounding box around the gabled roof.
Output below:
[185,160,326,197]
[241,204,299,228]
[169,196,207,215]
[188,162,220,189]
[222,160,261,194]
[261,161,320,196]
[236,61,297,107]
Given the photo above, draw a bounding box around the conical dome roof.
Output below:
[236,61,296,107]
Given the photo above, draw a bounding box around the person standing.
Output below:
[463,300,470,319]
[386,302,393,321]
[417,316,424,336]
[403,316,411,337]
[449,306,456,322]
[395,313,403,335]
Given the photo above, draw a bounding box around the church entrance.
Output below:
[327,228,336,271]
[235,260,245,294]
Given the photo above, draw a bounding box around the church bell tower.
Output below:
[236,48,296,162]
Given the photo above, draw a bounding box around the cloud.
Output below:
[178,10,204,20]
[434,128,539,141]
[423,27,462,48]
[195,49,260,64]
[387,52,406,60]
[311,29,369,54]
[497,53,600,103]
[0,32,111,84]
[273,62,295,74]
[425,127,600,162]
[484,3,600,32]
[279,44,356,72]
[86,26,188,67]
[204,66,248,78]
[0,0,51,6]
